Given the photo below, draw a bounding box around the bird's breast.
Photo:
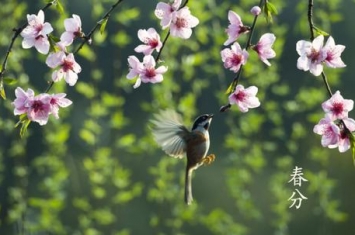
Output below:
[186,131,210,168]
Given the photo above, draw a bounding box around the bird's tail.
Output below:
[184,166,193,205]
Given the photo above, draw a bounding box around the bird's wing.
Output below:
[150,110,189,158]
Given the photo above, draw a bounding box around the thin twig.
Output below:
[320,71,332,97]
[155,32,170,62]
[307,0,332,97]
[307,0,315,40]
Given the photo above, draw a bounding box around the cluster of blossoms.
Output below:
[13,10,85,125]
[221,8,276,112]
[155,0,199,39]
[296,35,352,152]
[127,0,199,88]
[20,10,83,86]
[313,91,355,152]
[296,35,346,76]
[12,87,72,125]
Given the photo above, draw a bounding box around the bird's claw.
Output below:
[201,154,216,165]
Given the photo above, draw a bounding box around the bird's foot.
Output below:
[201,154,216,165]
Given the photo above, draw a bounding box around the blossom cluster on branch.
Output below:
[10,9,86,127]
[13,87,72,126]
[2,0,355,160]
[220,8,276,113]
[295,2,355,156]
[127,0,198,88]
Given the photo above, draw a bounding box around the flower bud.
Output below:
[250,6,261,16]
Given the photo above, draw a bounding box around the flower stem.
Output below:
[307,0,332,97]
[155,31,170,63]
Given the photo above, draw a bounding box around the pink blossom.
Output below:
[322,36,346,68]
[46,51,82,86]
[313,115,340,148]
[139,55,168,87]
[228,85,260,112]
[26,94,51,125]
[60,14,83,46]
[169,7,199,39]
[250,6,261,16]
[12,87,35,115]
[127,55,144,82]
[134,28,162,55]
[253,33,276,66]
[126,55,168,89]
[338,118,355,152]
[321,91,354,121]
[296,35,326,76]
[224,11,249,46]
[220,42,249,72]
[49,93,73,119]
[155,0,182,29]
[12,87,73,125]
[20,10,53,54]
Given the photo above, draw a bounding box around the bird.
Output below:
[150,110,215,205]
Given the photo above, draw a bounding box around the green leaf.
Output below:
[350,132,355,166]
[49,34,60,43]
[99,18,108,35]
[267,2,278,15]
[3,77,17,85]
[0,80,5,99]
[313,26,329,36]
[15,114,31,137]
[0,86,5,100]
[225,83,234,95]
[20,119,31,138]
[55,0,64,14]
[264,1,278,23]
[225,80,238,95]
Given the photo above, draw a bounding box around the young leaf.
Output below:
[0,85,5,100]
[16,115,31,137]
[350,132,355,166]
[55,0,64,14]
[226,83,234,95]
[20,119,31,138]
[313,26,329,36]
[3,77,17,85]
[264,1,278,23]
[49,34,60,43]
[225,79,238,95]
[267,2,278,15]
[99,18,108,35]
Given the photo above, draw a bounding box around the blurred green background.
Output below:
[1,0,355,234]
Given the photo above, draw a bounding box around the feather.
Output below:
[150,110,189,158]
